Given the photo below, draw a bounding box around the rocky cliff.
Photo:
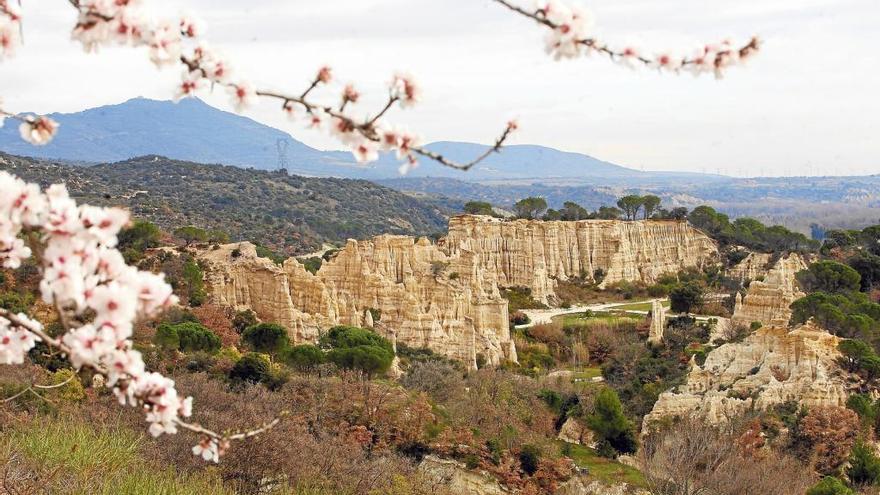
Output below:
[199,238,516,368]
[444,216,718,303]
[730,253,807,328]
[644,321,849,426]
[198,216,718,367]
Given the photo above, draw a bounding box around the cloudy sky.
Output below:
[2,0,878,177]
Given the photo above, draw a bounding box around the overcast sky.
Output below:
[2,0,878,177]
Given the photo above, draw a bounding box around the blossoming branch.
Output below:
[494,0,760,77]
[0,0,516,174]
[0,171,285,463]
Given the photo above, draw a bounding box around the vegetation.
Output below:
[668,281,705,314]
[154,322,222,353]
[319,325,395,376]
[463,200,496,216]
[0,154,449,255]
[513,196,548,219]
[241,323,290,355]
[688,205,819,253]
[585,388,637,458]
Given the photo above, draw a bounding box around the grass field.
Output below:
[610,300,670,312]
[562,442,647,487]
[553,312,641,329]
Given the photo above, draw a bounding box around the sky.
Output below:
[1,0,878,177]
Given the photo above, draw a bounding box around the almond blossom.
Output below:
[19,116,60,146]
[0,171,281,462]
[495,0,760,78]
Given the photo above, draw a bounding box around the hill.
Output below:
[0,153,450,254]
[0,97,727,183]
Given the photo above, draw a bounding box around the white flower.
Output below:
[228,82,256,112]
[389,73,421,108]
[653,53,682,71]
[179,15,203,38]
[192,437,220,463]
[174,70,204,101]
[147,21,182,67]
[0,315,41,365]
[19,116,59,146]
[351,139,378,163]
[0,17,20,60]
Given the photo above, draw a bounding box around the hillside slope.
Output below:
[0,153,450,254]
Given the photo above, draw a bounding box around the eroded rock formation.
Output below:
[727,251,773,285]
[730,253,807,328]
[199,238,516,367]
[444,216,718,304]
[644,321,849,427]
[198,216,718,367]
[648,299,666,345]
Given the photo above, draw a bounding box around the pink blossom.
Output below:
[228,82,256,112]
[19,116,60,146]
[389,73,421,108]
[192,437,220,463]
[174,70,204,101]
[351,139,378,163]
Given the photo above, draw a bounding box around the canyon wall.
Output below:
[444,216,718,303]
[644,321,850,427]
[730,253,807,328]
[199,237,516,368]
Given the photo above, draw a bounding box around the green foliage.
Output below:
[154,322,221,353]
[242,323,290,355]
[797,261,862,294]
[229,352,272,384]
[641,195,661,219]
[806,477,854,495]
[519,444,541,475]
[791,291,880,339]
[688,205,818,253]
[320,325,394,375]
[585,388,637,458]
[513,197,548,220]
[207,229,229,243]
[281,344,325,371]
[847,441,880,486]
[838,339,880,380]
[232,309,258,334]
[560,201,589,221]
[0,290,34,314]
[595,206,622,220]
[501,287,548,312]
[298,256,323,274]
[174,225,208,246]
[255,244,285,265]
[463,201,495,216]
[669,281,704,314]
[181,259,206,306]
[616,195,644,221]
[117,220,161,262]
[849,253,880,292]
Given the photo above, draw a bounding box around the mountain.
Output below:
[0,152,451,255]
[0,97,727,184]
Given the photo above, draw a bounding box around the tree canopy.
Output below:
[513,197,548,220]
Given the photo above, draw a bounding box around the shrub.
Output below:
[585,388,637,458]
[242,323,290,355]
[232,309,258,334]
[229,353,271,384]
[154,322,221,353]
[669,281,704,314]
[847,440,880,486]
[281,344,325,371]
[797,260,862,294]
[509,311,530,326]
[320,325,394,376]
[519,444,541,475]
[806,477,853,495]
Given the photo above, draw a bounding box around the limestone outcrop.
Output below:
[644,321,850,427]
[444,216,718,304]
[727,251,773,285]
[199,238,516,367]
[730,253,807,328]
[648,299,666,345]
[198,216,718,367]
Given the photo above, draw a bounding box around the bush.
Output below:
[232,309,258,334]
[320,325,394,376]
[229,353,271,384]
[242,323,290,355]
[669,282,704,314]
[154,322,221,353]
[806,477,853,495]
[847,440,880,486]
[281,344,325,371]
[585,388,637,458]
[519,444,541,475]
[797,260,862,294]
